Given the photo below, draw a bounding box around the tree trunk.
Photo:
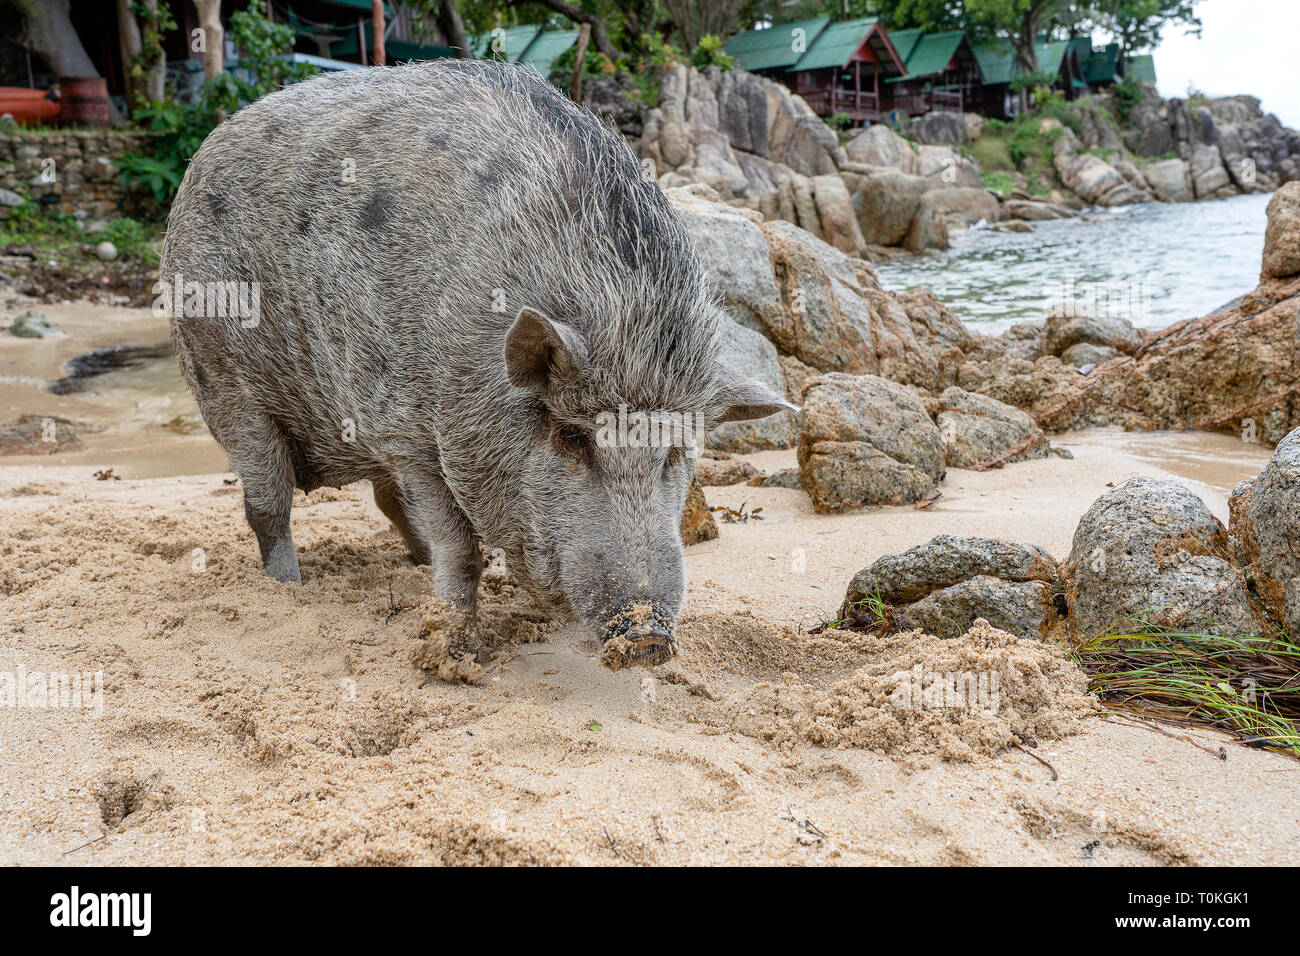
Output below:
[371,0,385,66]
[17,0,127,124]
[137,0,166,104]
[511,0,617,59]
[569,23,589,102]
[436,0,472,58]
[116,0,143,105]
[192,0,224,121]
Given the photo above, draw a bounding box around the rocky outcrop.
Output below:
[709,321,798,452]
[680,477,719,546]
[1063,478,1260,639]
[841,535,1060,640]
[935,387,1050,469]
[907,111,970,146]
[798,373,946,512]
[1040,304,1142,357]
[1229,427,1300,635]
[1052,128,1153,206]
[1142,157,1193,203]
[1262,182,1300,279]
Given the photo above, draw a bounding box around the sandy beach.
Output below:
[3,299,1295,866]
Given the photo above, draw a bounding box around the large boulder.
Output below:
[907,111,969,146]
[1228,427,1300,635]
[841,535,1060,640]
[1143,157,1193,203]
[843,124,920,174]
[708,321,797,452]
[1189,143,1233,199]
[811,172,867,255]
[935,386,1050,469]
[1053,130,1152,206]
[846,166,927,247]
[1041,303,1142,357]
[917,144,982,189]
[798,373,946,512]
[1064,478,1260,639]
[669,186,784,332]
[925,187,1000,229]
[680,477,719,546]
[1262,181,1300,279]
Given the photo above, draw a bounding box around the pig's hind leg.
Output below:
[225,412,302,583]
[372,477,433,566]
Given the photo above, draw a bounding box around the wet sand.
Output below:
[1,298,1293,866]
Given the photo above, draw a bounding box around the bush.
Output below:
[690,35,735,71]
[1109,72,1145,123]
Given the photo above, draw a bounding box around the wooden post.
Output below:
[372,0,386,66]
[570,23,590,102]
[358,17,368,66]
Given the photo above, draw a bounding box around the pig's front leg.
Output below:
[395,468,483,621]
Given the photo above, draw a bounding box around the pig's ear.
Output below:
[710,365,799,424]
[505,308,588,392]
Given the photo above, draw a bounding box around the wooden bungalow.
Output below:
[970,38,1081,119]
[721,17,832,77]
[783,17,906,124]
[1125,54,1157,86]
[884,29,984,118]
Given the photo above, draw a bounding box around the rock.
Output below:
[581,72,647,138]
[0,414,82,454]
[763,80,844,176]
[844,125,920,173]
[1261,181,1300,279]
[1064,477,1260,639]
[758,220,878,372]
[695,456,761,486]
[164,413,205,434]
[999,198,1072,221]
[680,476,719,545]
[1053,130,1152,206]
[917,144,982,189]
[1060,342,1121,368]
[708,321,797,452]
[903,578,1057,640]
[1042,303,1142,356]
[798,373,946,512]
[841,534,1060,641]
[1142,157,1193,202]
[935,386,1050,469]
[759,467,801,489]
[925,187,1000,228]
[95,240,118,262]
[903,193,949,251]
[991,219,1035,233]
[849,167,927,247]
[1229,427,1300,634]
[0,187,24,207]
[1190,143,1233,198]
[811,173,866,255]
[908,111,969,145]
[669,186,783,332]
[845,534,1059,605]
[8,309,63,338]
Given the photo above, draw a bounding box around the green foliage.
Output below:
[981,169,1016,194]
[690,34,735,71]
[638,31,682,69]
[1009,70,1056,93]
[205,0,317,119]
[982,117,1006,134]
[0,202,159,264]
[1109,72,1145,123]
[116,99,218,205]
[825,112,852,132]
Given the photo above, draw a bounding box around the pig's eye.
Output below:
[553,425,593,465]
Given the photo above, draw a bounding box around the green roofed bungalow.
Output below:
[970,36,1084,119]
[518,29,580,76]
[885,30,983,117]
[784,17,905,124]
[472,24,543,62]
[1125,54,1157,86]
[722,17,831,74]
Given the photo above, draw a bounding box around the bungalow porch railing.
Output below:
[890,87,964,117]
[798,88,881,122]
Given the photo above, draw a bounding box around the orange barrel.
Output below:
[58,76,109,128]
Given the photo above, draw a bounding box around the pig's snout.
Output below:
[599,605,678,671]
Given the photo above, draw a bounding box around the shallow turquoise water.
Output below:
[874,192,1271,334]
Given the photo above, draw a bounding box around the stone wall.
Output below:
[0,129,153,223]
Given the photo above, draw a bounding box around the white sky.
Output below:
[1150,0,1300,128]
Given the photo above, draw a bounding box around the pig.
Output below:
[162,59,793,665]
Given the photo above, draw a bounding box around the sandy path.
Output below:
[2,298,1294,866]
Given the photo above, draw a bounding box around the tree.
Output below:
[849,0,966,32]
[661,0,748,51]
[1100,0,1201,57]
[434,0,473,57]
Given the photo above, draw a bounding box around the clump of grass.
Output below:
[812,588,910,637]
[1073,619,1300,756]
[0,202,160,266]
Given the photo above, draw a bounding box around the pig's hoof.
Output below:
[599,628,677,671]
